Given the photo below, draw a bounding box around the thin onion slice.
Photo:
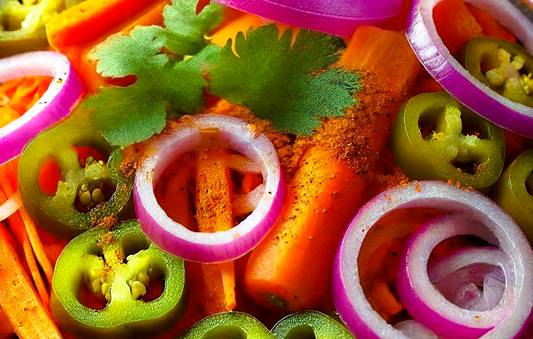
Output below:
[134,114,285,263]
[397,214,512,338]
[332,181,533,339]
[213,0,404,38]
[405,0,533,137]
[393,320,440,339]
[0,191,22,223]
[0,51,82,165]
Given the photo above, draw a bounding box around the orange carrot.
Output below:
[0,106,19,129]
[0,224,62,339]
[244,145,367,312]
[194,146,237,314]
[339,25,421,154]
[0,307,14,338]
[46,0,170,93]
[465,3,516,42]
[211,13,263,47]
[433,0,483,55]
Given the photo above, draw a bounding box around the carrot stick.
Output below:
[194,146,237,314]
[0,224,63,339]
[244,145,367,312]
[0,106,19,129]
[46,0,170,93]
[0,307,14,338]
[0,186,50,315]
[0,166,53,286]
[433,0,483,55]
[465,3,516,42]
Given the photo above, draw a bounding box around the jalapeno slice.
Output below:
[18,113,134,238]
[51,220,186,339]
[494,149,533,243]
[179,312,275,339]
[391,91,505,191]
[271,311,354,339]
[463,37,533,108]
[0,0,64,57]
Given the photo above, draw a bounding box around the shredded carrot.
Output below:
[0,106,19,129]
[242,173,262,194]
[194,146,237,314]
[0,306,14,338]
[433,0,483,55]
[0,223,62,339]
[465,3,516,42]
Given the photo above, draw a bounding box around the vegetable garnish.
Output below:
[0,51,82,165]
[18,112,134,238]
[391,91,505,191]
[134,114,284,263]
[51,220,187,339]
[178,312,274,339]
[84,0,224,147]
[494,149,533,243]
[332,181,533,339]
[398,215,512,338]
[271,311,355,339]
[209,25,361,135]
[0,0,64,57]
[406,0,533,137]
[212,0,404,38]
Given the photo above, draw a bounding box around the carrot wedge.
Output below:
[0,225,62,339]
[433,0,483,55]
[194,146,236,314]
[244,145,366,312]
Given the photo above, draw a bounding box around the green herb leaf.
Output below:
[84,0,223,147]
[164,0,224,56]
[208,25,361,135]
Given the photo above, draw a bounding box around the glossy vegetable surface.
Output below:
[51,220,187,339]
[392,91,505,191]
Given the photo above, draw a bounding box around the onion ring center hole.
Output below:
[154,148,264,231]
[429,236,505,312]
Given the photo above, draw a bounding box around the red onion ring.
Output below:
[397,214,512,338]
[134,114,285,263]
[332,181,533,339]
[213,0,404,37]
[0,51,82,165]
[405,0,533,138]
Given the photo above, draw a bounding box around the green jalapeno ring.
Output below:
[0,0,64,57]
[463,36,533,108]
[391,91,505,192]
[271,311,354,339]
[494,149,533,243]
[51,220,187,339]
[179,312,275,339]
[18,112,134,238]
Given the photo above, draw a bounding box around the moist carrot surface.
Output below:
[3,0,533,337]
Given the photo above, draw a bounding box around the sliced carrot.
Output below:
[0,166,54,288]
[38,158,62,196]
[211,14,263,47]
[0,225,62,339]
[46,0,170,93]
[8,77,53,115]
[465,3,516,42]
[242,173,262,194]
[339,25,421,154]
[194,145,236,314]
[433,0,483,55]
[340,25,421,98]
[0,307,14,338]
[244,145,367,312]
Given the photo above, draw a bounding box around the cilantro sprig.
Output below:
[85,0,223,147]
[85,0,361,147]
[208,26,361,135]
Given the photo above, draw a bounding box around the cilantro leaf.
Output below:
[164,0,224,56]
[84,0,223,148]
[208,25,361,135]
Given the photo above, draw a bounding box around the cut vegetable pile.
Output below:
[1,0,533,338]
